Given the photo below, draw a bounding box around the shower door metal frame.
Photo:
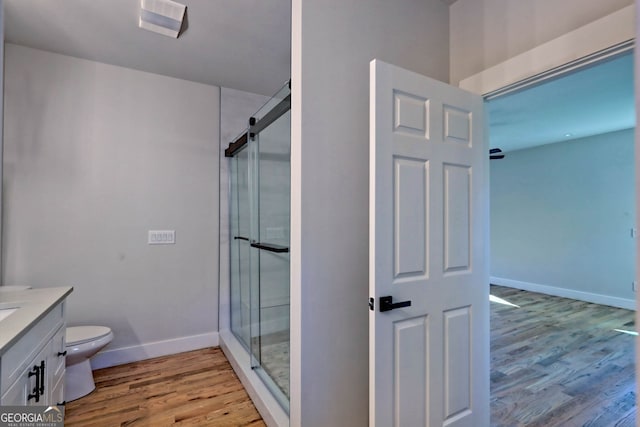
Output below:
[226,82,292,413]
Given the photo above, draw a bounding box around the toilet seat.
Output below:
[66,326,112,346]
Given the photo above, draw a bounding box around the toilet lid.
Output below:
[66,326,112,346]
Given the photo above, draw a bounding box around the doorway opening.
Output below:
[487,51,636,425]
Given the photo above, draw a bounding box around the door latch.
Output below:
[379,296,412,312]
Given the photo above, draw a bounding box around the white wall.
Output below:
[0,2,4,280]
[491,129,636,307]
[634,0,640,406]
[291,1,449,425]
[3,44,220,366]
[450,0,634,84]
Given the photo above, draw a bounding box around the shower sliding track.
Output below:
[224,93,291,158]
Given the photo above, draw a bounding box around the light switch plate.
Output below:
[148,230,175,245]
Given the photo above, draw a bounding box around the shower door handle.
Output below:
[250,242,289,253]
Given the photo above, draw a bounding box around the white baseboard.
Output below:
[490,277,636,310]
[90,331,219,369]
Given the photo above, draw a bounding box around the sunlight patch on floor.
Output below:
[613,328,638,336]
[490,294,520,308]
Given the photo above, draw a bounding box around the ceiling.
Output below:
[4,0,291,96]
[4,0,460,97]
[6,0,629,146]
[488,53,635,152]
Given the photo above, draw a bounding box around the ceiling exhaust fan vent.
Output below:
[139,0,186,38]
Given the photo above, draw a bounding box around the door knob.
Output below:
[379,296,411,312]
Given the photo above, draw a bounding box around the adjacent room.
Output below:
[488,52,636,425]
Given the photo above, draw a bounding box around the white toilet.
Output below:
[65,326,114,401]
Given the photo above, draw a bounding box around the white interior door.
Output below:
[369,59,489,427]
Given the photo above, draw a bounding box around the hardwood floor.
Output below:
[65,287,636,426]
[490,285,636,427]
[64,347,265,427]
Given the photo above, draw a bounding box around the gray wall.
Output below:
[449,0,633,84]
[3,43,220,364]
[491,129,636,302]
[291,0,449,425]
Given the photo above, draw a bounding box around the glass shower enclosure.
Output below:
[227,82,290,410]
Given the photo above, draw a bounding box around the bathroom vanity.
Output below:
[0,287,73,406]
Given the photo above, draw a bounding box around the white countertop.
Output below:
[0,287,73,355]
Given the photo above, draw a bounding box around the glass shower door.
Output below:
[249,84,290,408]
[230,145,252,348]
[228,82,290,411]
[253,105,290,405]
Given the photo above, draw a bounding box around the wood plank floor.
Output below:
[490,285,636,427]
[65,287,636,426]
[64,347,265,427]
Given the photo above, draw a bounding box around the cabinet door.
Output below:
[1,344,48,406]
[50,375,65,408]
[1,369,30,405]
[28,343,50,406]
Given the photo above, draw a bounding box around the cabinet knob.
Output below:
[57,350,67,357]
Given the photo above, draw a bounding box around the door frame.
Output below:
[458,4,634,99]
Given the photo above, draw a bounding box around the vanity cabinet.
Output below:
[0,301,67,406]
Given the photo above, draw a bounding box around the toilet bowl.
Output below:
[65,326,113,402]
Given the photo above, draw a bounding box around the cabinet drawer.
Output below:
[1,302,64,395]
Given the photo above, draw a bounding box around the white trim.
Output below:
[459,5,635,97]
[491,277,636,311]
[289,0,302,425]
[90,331,219,369]
[219,329,289,427]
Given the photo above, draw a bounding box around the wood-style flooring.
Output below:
[65,287,636,426]
[490,285,636,427]
[64,347,265,427]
